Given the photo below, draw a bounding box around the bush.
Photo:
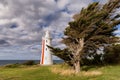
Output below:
[4,63,20,68]
[81,44,120,65]
[22,60,36,65]
[103,44,120,64]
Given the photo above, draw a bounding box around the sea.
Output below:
[0,60,64,66]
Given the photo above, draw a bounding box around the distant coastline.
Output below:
[0,60,63,66]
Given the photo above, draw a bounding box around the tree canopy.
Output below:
[49,0,120,73]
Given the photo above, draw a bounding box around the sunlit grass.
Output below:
[50,64,102,77]
[0,64,120,80]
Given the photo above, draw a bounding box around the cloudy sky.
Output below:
[0,0,118,60]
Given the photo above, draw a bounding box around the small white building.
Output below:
[40,31,53,65]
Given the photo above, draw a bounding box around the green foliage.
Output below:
[22,60,36,65]
[64,0,120,51]
[3,60,36,68]
[48,46,73,66]
[81,54,103,66]
[4,63,20,68]
[50,0,120,68]
[103,44,120,64]
[81,44,120,65]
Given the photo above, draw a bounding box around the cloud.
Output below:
[55,0,69,9]
[0,0,119,60]
[0,46,40,60]
[0,0,119,47]
[0,0,94,47]
[0,39,9,46]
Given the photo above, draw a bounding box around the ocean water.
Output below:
[0,60,64,66]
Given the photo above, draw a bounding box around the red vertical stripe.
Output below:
[41,39,45,64]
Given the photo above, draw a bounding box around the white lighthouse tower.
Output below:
[40,30,53,65]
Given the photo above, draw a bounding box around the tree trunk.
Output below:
[71,38,84,73]
[74,60,80,73]
[73,38,84,73]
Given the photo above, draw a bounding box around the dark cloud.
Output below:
[10,24,18,29]
[43,12,61,26]
[0,40,9,45]
[54,0,58,2]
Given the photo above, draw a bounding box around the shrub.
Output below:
[22,60,36,65]
[4,63,20,68]
[103,44,120,64]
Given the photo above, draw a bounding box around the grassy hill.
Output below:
[0,64,120,80]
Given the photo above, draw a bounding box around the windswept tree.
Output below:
[50,0,120,73]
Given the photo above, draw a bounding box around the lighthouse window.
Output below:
[46,48,47,50]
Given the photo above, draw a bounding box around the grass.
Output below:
[0,64,120,80]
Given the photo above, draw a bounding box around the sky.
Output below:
[0,0,118,60]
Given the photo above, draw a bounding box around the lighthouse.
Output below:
[40,30,53,65]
